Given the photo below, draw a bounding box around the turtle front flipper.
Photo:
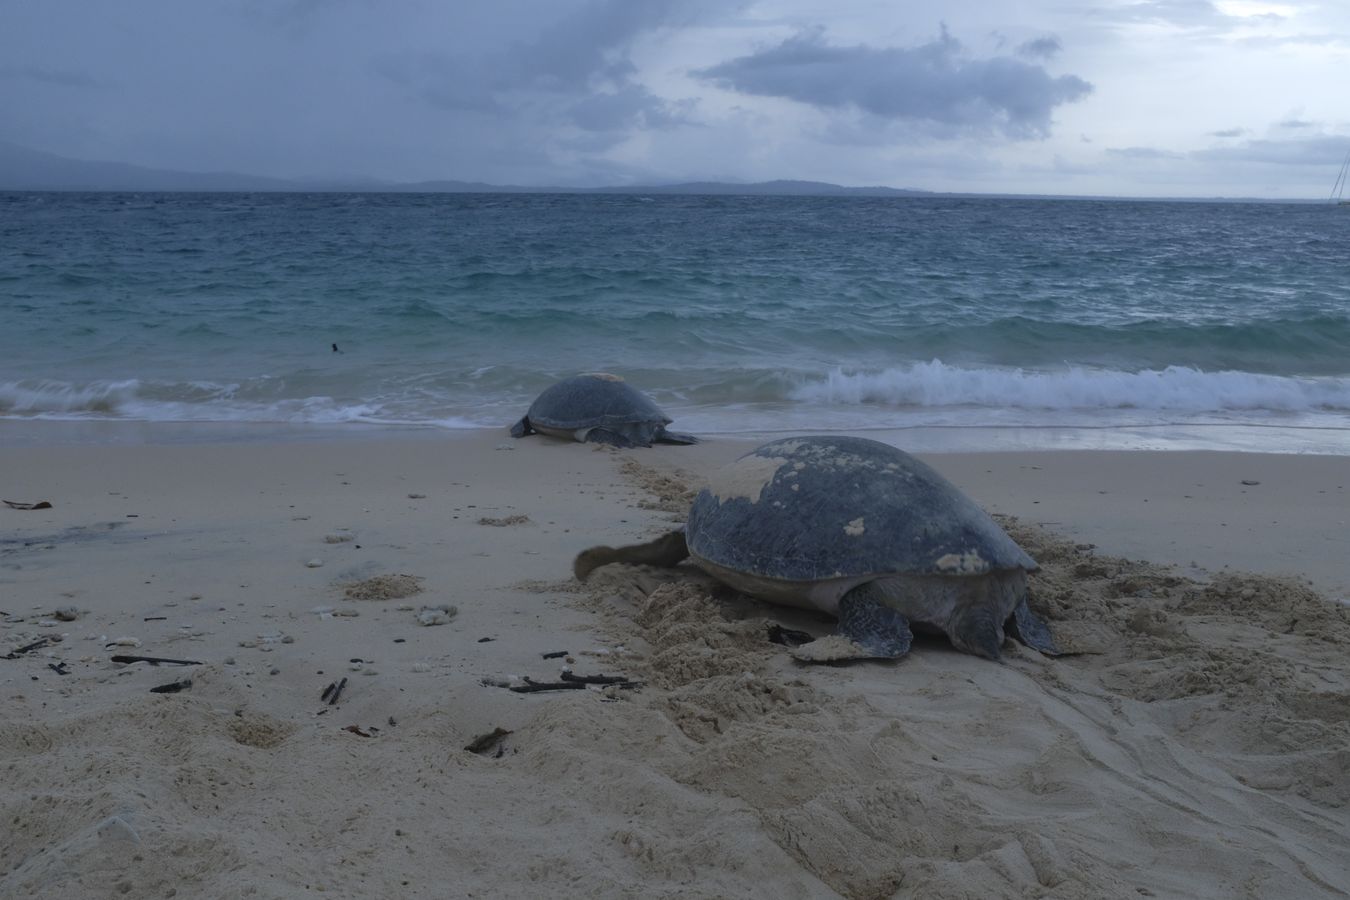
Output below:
[791,583,913,662]
[1006,596,1060,656]
[573,530,690,580]
[509,417,533,438]
[655,427,699,445]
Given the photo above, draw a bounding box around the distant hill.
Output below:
[0,141,305,192]
[0,141,928,196]
[587,179,927,197]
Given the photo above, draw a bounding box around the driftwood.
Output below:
[150,678,192,694]
[3,636,59,659]
[508,673,641,693]
[559,672,636,686]
[321,676,348,705]
[509,679,588,693]
[111,654,202,666]
[540,650,570,659]
[3,500,53,510]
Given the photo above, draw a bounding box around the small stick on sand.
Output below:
[149,678,192,694]
[559,672,638,686]
[508,678,587,693]
[110,654,202,666]
[4,636,60,659]
[321,676,348,705]
[540,650,570,659]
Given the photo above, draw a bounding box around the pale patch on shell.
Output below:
[934,551,988,574]
[708,453,792,505]
[580,372,623,382]
[844,516,866,536]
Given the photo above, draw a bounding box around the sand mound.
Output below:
[341,573,424,601]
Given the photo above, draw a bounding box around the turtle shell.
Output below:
[687,435,1036,582]
[525,374,671,431]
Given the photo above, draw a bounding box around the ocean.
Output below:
[2,191,1348,452]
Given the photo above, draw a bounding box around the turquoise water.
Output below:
[2,191,1348,451]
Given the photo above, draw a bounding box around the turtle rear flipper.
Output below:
[509,417,533,438]
[573,530,690,580]
[655,428,699,445]
[949,601,1005,661]
[1006,596,1060,656]
[792,583,913,662]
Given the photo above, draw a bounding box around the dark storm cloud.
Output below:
[500,0,683,92]
[1017,35,1062,60]
[695,27,1091,139]
[372,0,716,134]
[568,84,694,131]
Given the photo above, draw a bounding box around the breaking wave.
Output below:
[789,362,1350,412]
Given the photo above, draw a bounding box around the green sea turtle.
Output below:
[574,435,1058,662]
[510,373,699,448]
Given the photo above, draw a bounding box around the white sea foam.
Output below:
[0,379,142,416]
[789,361,1350,412]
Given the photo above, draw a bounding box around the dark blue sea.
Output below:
[2,191,1348,451]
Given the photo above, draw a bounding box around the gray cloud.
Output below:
[1277,118,1316,129]
[372,0,710,135]
[696,26,1091,139]
[0,0,1341,197]
[1192,136,1350,166]
[0,65,99,88]
[1106,146,1185,159]
[568,84,694,132]
[1017,35,1062,60]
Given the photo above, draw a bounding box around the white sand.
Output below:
[2,428,1347,898]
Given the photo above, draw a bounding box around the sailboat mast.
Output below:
[1331,149,1350,204]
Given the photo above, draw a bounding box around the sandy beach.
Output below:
[2,425,1348,899]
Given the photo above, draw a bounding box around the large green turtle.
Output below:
[510,373,698,448]
[574,435,1058,661]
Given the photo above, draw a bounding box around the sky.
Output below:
[2,0,1348,198]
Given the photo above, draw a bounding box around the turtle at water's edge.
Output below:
[574,435,1059,662]
[510,373,699,448]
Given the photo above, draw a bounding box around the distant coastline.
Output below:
[0,140,1320,203]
